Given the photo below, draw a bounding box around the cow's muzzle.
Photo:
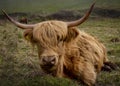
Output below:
[40,55,57,68]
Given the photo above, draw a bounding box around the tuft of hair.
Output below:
[32,21,68,48]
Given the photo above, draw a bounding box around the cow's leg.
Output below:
[81,63,96,86]
[82,70,96,86]
[72,62,97,86]
[102,61,118,72]
[73,62,96,86]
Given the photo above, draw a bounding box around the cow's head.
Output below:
[2,3,95,72]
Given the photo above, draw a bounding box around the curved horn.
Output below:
[67,3,95,27]
[1,9,35,29]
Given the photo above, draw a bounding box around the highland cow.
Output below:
[2,3,115,86]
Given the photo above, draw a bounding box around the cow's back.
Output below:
[77,30,108,72]
[64,29,109,73]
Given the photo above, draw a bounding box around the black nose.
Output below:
[42,56,56,66]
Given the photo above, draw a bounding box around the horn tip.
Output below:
[1,9,5,14]
[92,1,96,6]
[1,9,7,16]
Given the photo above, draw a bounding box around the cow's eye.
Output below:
[57,36,63,42]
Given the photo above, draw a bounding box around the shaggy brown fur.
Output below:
[24,20,110,86]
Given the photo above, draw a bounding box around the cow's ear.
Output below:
[65,27,79,42]
[23,29,36,44]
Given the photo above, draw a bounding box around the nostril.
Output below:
[50,61,55,65]
[51,57,56,62]
[42,57,47,63]
[50,57,56,65]
[41,56,56,65]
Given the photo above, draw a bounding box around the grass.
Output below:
[19,75,78,86]
[0,17,120,86]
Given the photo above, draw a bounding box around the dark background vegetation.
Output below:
[0,0,120,86]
